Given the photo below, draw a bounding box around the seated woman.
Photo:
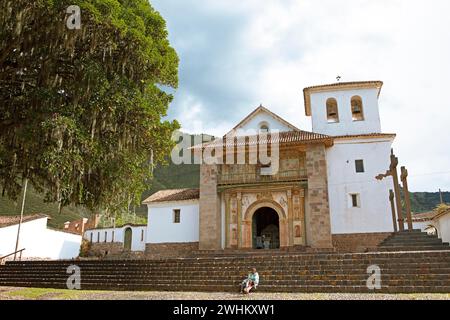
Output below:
[240,268,259,294]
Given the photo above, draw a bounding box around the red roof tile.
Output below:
[192,130,333,150]
[143,189,200,204]
[0,214,48,228]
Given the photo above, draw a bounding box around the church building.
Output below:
[84,81,399,257]
[141,80,396,256]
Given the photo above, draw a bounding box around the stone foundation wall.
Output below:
[332,233,392,252]
[145,242,199,259]
[87,242,124,257]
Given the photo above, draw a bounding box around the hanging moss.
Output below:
[0,0,180,217]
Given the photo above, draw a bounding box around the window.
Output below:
[97,232,100,243]
[355,159,365,173]
[259,122,270,133]
[89,232,93,243]
[104,231,107,242]
[326,98,339,123]
[351,96,364,121]
[350,194,361,208]
[173,209,181,223]
[112,231,115,242]
[141,230,145,242]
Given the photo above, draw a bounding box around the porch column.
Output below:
[224,193,231,248]
[287,189,294,247]
[237,192,242,249]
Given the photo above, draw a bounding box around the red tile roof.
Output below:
[0,214,48,228]
[192,130,333,150]
[412,211,436,222]
[333,133,396,140]
[143,189,200,204]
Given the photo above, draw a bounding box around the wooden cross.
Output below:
[401,166,413,230]
[375,149,404,231]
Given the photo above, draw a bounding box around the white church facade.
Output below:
[84,81,405,257]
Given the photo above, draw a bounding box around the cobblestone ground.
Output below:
[0,287,449,300]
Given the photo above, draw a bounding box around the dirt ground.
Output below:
[0,286,448,300]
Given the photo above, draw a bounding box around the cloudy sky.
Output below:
[152,0,450,192]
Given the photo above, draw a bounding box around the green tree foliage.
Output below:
[0,0,179,215]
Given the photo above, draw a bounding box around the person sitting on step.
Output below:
[240,268,259,294]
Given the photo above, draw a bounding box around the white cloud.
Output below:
[153,0,450,191]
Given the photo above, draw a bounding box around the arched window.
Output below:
[259,122,270,133]
[326,98,339,123]
[351,96,364,121]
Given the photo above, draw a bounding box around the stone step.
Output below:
[381,238,445,244]
[1,272,449,282]
[6,253,450,265]
[0,281,449,294]
[376,246,450,252]
[2,250,449,294]
[3,264,449,274]
[2,262,448,272]
[7,251,450,265]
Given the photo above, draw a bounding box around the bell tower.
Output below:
[303,81,383,136]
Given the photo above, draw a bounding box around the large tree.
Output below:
[0,0,179,214]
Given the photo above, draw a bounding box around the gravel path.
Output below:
[0,287,449,300]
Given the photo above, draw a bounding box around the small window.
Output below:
[97,232,100,243]
[350,194,361,208]
[104,231,107,242]
[326,98,339,123]
[141,230,145,242]
[259,122,270,133]
[355,159,365,173]
[173,209,181,223]
[351,96,364,121]
[112,231,115,242]
[89,232,93,243]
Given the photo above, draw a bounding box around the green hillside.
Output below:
[0,186,90,229]
[409,191,450,213]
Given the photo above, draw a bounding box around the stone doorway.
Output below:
[124,227,132,250]
[252,207,280,249]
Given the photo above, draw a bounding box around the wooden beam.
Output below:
[390,150,404,231]
[389,189,398,232]
[401,166,413,231]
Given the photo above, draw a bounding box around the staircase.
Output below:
[377,230,450,252]
[1,250,449,293]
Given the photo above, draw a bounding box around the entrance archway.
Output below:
[252,207,280,249]
[124,227,132,250]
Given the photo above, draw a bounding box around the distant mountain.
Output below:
[409,191,450,214]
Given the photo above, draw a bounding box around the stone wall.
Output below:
[87,242,124,257]
[199,164,221,250]
[145,242,199,259]
[305,144,332,248]
[332,233,392,252]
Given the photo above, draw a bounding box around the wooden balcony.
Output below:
[218,169,307,186]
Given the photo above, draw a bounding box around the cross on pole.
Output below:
[401,166,413,230]
[375,149,405,232]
